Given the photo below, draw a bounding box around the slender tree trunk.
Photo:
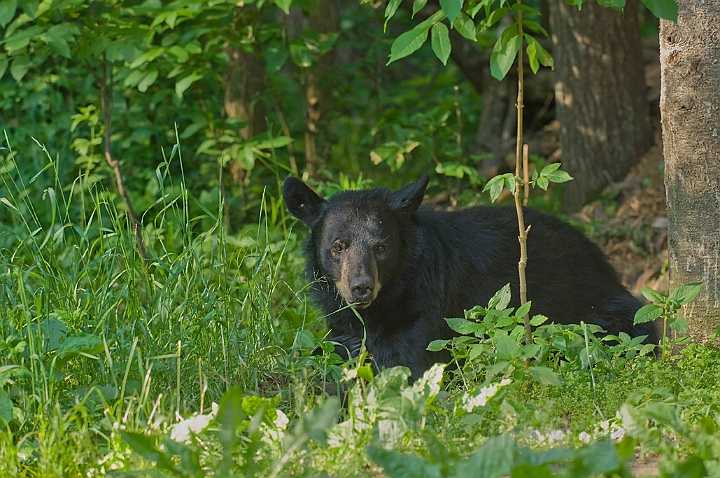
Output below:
[550,0,652,210]
[660,0,720,341]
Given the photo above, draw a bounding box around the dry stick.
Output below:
[523,144,529,206]
[89,57,148,262]
[513,2,532,347]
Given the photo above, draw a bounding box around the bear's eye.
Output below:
[374,244,385,253]
[332,242,345,253]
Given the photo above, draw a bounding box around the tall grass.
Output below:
[0,133,315,475]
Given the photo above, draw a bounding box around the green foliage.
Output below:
[634,282,702,361]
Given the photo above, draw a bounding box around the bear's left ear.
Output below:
[282,177,328,228]
[390,174,428,213]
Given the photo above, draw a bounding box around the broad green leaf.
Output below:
[412,0,427,17]
[431,22,451,65]
[427,339,449,351]
[633,304,663,325]
[387,26,429,65]
[668,316,688,333]
[640,0,678,21]
[493,333,520,360]
[119,430,180,473]
[453,13,476,41]
[597,0,626,10]
[275,0,291,14]
[490,27,521,81]
[536,176,549,190]
[137,68,158,92]
[522,19,549,39]
[529,314,548,326]
[478,7,509,31]
[168,45,189,62]
[460,434,513,477]
[669,282,702,304]
[525,34,554,74]
[0,0,17,28]
[176,71,202,97]
[384,0,402,30]
[445,317,484,335]
[488,283,512,310]
[0,389,12,424]
[529,366,564,386]
[641,287,666,303]
[675,456,709,478]
[516,300,532,319]
[0,54,7,81]
[265,42,288,73]
[254,136,293,150]
[439,0,462,23]
[217,386,246,459]
[289,38,313,67]
[57,333,103,360]
[544,170,572,183]
[10,55,30,82]
[367,446,442,478]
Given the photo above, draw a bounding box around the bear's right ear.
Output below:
[282,177,327,228]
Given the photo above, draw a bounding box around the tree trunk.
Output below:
[660,0,720,342]
[550,0,652,211]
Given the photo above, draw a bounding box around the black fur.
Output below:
[283,175,657,380]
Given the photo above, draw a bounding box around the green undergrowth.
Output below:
[1,138,720,477]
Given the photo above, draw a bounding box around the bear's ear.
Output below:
[282,177,327,228]
[390,174,428,213]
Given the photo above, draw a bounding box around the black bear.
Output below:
[283,175,657,380]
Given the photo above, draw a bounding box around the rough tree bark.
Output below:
[550,0,652,211]
[660,0,720,341]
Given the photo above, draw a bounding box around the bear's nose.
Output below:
[351,277,374,302]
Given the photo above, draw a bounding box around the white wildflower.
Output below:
[170,413,212,443]
[578,431,592,444]
[461,379,512,412]
[547,429,565,444]
[610,428,626,441]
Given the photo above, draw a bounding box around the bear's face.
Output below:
[316,207,402,308]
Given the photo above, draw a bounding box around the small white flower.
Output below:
[547,429,565,444]
[170,413,212,443]
[610,428,626,441]
[461,379,512,412]
[529,429,544,441]
[274,409,288,430]
[578,431,591,444]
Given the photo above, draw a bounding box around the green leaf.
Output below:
[265,42,288,73]
[439,0,462,23]
[138,68,158,92]
[446,317,484,335]
[0,389,12,424]
[516,300,531,319]
[522,19,549,39]
[529,314,548,326]
[175,71,202,97]
[453,13,476,41]
[488,284,512,310]
[120,430,180,473]
[254,136,293,150]
[669,282,702,305]
[640,0,678,21]
[367,446,442,478]
[412,0,427,17]
[57,333,103,361]
[0,0,17,28]
[490,27,522,81]
[597,0,625,10]
[384,0,402,29]
[544,170,572,183]
[460,434,513,477]
[275,0,291,14]
[289,38,313,67]
[641,287,666,303]
[633,304,663,325]
[387,26,430,65]
[0,54,7,81]
[668,316,688,334]
[10,55,30,82]
[431,22,451,65]
[525,34,554,74]
[493,333,520,360]
[529,366,564,386]
[427,339,449,351]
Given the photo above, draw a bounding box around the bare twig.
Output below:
[88,56,148,262]
[513,1,531,347]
